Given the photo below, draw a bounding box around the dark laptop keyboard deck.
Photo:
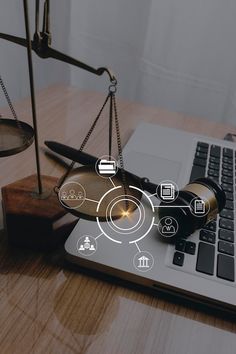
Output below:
[172,141,235,283]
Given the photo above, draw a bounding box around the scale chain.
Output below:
[112,93,128,210]
[56,80,129,213]
[0,75,27,143]
[56,91,111,190]
[109,92,113,159]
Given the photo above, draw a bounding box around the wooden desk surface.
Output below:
[0,85,236,354]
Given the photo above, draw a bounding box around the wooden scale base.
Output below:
[1,174,77,250]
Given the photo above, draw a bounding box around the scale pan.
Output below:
[58,165,142,221]
[0,118,34,157]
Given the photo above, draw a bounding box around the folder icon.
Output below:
[98,159,116,174]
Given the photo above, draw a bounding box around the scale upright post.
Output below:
[1,0,76,250]
[1,0,117,249]
[23,0,43,196]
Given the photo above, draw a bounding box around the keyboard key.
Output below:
[219,228,234,243]
[193,158,207,167]
[196,242,215,275]
[217,254,234,282]
[196,146,208,154]
[222,163,233,171]
[197,142,209,149]
[175,239,186,252]
[225,200,234,210]
[190,165,205,182]
[225,192,234,201]
[218,241,234,256]
[222,170,233,178]
[222,183,233,193]
[209,156,220,164]
[219,218,234,231]
[199,230,216,244]
[185,241,196,255]
[221,176,233,185]
[195,151,207,160]
[208,169,219,177]
[223,148,233,158]
[210,145,221,158]
[203,221,216,232]
[223,157,233,165]
[173,252,184,266]
[220,209,234,220]
[208,162,220,171]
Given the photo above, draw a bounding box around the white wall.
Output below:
[68,0,152,102]
[1,1,236,125]
[0,0,70,103]
[67,0,236,125]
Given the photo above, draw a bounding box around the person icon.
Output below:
[77,235,97,255]
[61,191,68,200]
[68,189,76,200]
[77,191,84,200]
[59,182,86,209]
[161,217,176,235]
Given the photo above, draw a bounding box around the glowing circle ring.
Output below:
[96,185,155,244]
[106,195,145,234]
[109,198,142,231]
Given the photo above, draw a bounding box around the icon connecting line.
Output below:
[84,197,99,204]
[109,177,116,188]
[134,241,141,253]
[153,205,191,208]
[149,192,158,198]
[95,232,104,240]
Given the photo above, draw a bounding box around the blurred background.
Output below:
[1,0,236,124]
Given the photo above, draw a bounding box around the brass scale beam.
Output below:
[0,0,115,195]
[0,0,115,81]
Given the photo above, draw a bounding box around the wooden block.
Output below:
[1,174,78,250]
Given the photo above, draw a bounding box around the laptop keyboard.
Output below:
[172,141,235,283]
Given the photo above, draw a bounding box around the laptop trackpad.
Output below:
[124,150,182,184]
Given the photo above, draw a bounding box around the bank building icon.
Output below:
[138,255,150,268]
[133,251,154,272]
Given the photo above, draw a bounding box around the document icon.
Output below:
[98,159,116,175]
[160,183,175,201]
[194,200,205,214]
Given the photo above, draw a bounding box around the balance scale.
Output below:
[0,0,119,250]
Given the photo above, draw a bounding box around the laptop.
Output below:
[65,122,236,314]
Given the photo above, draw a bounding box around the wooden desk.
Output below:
[0,85,236,354]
